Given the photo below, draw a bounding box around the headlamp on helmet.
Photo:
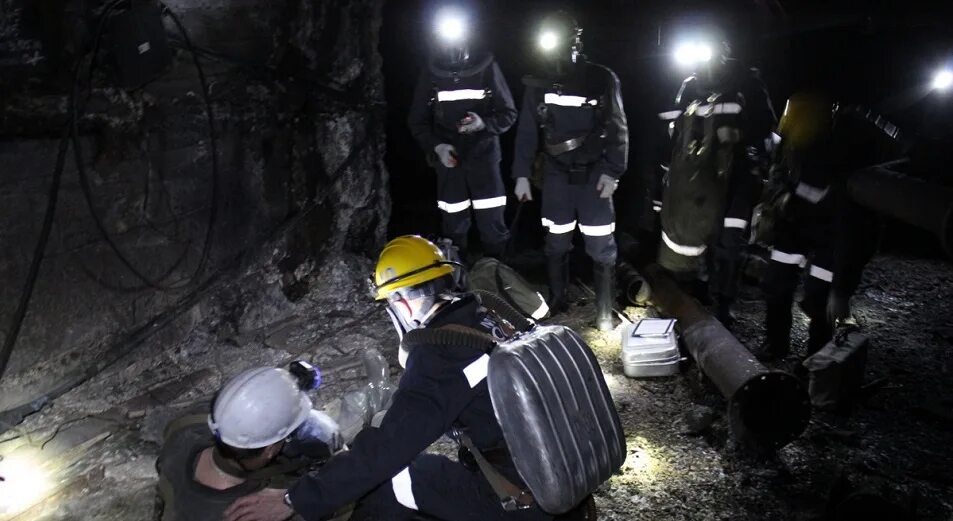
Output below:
[435,9,467,44]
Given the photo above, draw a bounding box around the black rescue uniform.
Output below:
[762,144,838,356]
[762,106,905,357]
[408,53,518,255]
[286,295,552,521]
[657,62,776,314]
[512,60,629,265]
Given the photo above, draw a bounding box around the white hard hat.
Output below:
[208,367,312,449]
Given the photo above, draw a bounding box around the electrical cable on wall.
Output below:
[71,0,220,291]
[0,0,221,383]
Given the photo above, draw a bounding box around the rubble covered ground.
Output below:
[0,249,951,521]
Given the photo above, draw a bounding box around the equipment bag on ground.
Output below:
[468,257,550,320]
[802,327,869,411]
[403,301,625,514]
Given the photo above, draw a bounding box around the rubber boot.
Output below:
[546,254,570,314]
[715,296,736,329]
[593,262,616,332]
[758,298,793,361]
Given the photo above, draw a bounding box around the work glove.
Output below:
[716,126,742,144]
[596,174,618,199]
[457,111,486,134]
[433,143,458,168]
[514,177,532,202]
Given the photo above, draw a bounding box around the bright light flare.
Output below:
[539,31,559,51]
[0,452,52,514]
[932,69,953,91]
[674,42,713,67]
[435,12,466,43]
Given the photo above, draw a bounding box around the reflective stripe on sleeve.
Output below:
[578,223,616,237]
[531,293,549,320]
[392,467,419,510]
[658,110,683,120]
[724,218,748,229]
[794,182,830,204]
[809,265,834,282]
[436,89,486,102]
[695,102,743,115]
[544,93,598,107]
[463,354,490,388]
[542,218,577,234]
[661,231,707,257]
[471,196,507,209]
[437,200,472,213]
[770,249,807,267]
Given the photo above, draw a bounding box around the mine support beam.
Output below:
[847,164,953,258]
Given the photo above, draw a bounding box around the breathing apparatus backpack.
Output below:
[401,291,625,514]
[658,97,734,271]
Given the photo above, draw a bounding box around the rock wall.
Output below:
[0,0,390,412]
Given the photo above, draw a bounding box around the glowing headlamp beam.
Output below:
[539,31,559,51]
[674,42,713,67]
[933,69,953,91]
[436,13,466,43]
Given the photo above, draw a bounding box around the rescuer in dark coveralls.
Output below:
[224,235,554,521]
[408,8,518,259]
[759,93,840,360]
[656,34,776,326]
[511,12,628,331]
[756,93,904,360]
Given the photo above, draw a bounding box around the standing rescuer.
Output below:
[224,235,557,521]
[756,93,906,360]
[657,28,777,326]
[759,92,840,360]
[408,6,518,259]
[512,11,629,331]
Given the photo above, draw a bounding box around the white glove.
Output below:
[596,174,618,199]
[514,177,532,202]
[434,143,458,168]
[457,111,486,134]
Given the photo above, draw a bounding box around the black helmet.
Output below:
[433,6,471,67]
[537,11,583,75]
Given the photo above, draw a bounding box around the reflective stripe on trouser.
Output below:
[763,214,835,355]
[350,454,553,521]
[436,154,509,249]
[540,167,617,265]
[763,258,834,356]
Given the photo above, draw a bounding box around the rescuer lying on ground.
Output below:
[154,363,351,521]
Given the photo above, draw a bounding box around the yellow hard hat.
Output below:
[373,236,456,300]
[777,92,834,151]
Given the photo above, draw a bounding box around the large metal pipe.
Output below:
[847,165,953,257]
[638,264,811,451]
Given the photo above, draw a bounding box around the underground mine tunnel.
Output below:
[1,0,952,519]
